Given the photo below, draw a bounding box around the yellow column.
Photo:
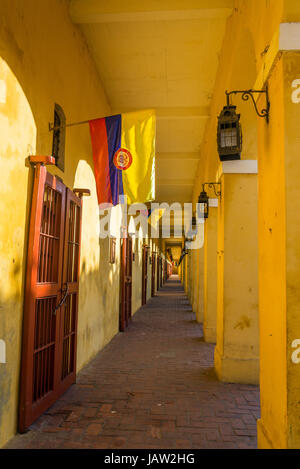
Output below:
[257,46,300,449]
[192,249,199,313]
[195,247,204,323]
[187,250,192,301]
[214,161,259,385]
[188,250,193,303]
[191,249,198,312]
[203,200,218,343]
[184,253,188,294]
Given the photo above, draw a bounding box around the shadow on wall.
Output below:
[0,55,37,448]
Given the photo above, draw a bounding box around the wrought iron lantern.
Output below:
[217,101,242,161]
[197,183,221,220]
[217,88,270,161]
[197,189,209,219]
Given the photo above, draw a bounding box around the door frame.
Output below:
[19,157,85,432]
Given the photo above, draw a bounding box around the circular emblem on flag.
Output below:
[113,148,132,170]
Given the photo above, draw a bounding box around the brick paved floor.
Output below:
[7,276,260,449]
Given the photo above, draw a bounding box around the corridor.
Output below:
[7,276,259,450]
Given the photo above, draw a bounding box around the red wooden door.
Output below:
[163,259,167,283]
[151,253,156,297]
[156,255,160,291]
[19,163,82,432]
[142,245,149,305]
[120,236,132,331]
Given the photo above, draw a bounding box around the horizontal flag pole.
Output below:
[49,109,155,132]
[49,117,104,132]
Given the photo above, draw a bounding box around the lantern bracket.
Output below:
[202,182,221,197]
[225,88,270,123]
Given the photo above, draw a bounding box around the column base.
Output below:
[203,325,216,343]
[214,346,259,385]
[257,418,288,449]
[257,419,274,449]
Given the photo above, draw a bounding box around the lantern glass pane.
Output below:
[220,128,237,148]
[198,203,208,215]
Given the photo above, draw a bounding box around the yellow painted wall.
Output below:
[256,57,287,448]
[0,57,36,449]
[0,0,114,447]
[257,51,300,449]
[203,207,218,343]
[195,247,204,324]
[215,173,259,384]
[284,52,300,449]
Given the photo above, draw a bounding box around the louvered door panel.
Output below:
[19,166,65,432]
[19,167,83,432]
[58,189,82,392]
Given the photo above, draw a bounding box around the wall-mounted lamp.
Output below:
[217,88,270,161]
[198,183,221,220]
[217,102,242,161]
[198,190,209,219]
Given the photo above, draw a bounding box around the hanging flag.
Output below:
[89,109,155,206]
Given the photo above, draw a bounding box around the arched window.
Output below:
[52,103,66,171]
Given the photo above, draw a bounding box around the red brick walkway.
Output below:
[7,276,259,449]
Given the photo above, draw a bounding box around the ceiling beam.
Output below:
[112,107,210,119]
[70,0,234,24]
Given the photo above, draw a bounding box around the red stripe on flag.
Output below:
[89,118,113,205]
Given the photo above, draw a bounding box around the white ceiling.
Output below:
[69,0,233,203]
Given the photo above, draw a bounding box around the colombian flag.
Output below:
[89,109,155,206]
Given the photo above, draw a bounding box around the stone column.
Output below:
[257,37,300,448]
[214,160,259,385]
[195,247,204,323]
[203,200,218,343]
[184,253,188,294]
[191,249,198,313]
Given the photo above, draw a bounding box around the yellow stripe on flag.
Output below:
[121,109,155,205]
